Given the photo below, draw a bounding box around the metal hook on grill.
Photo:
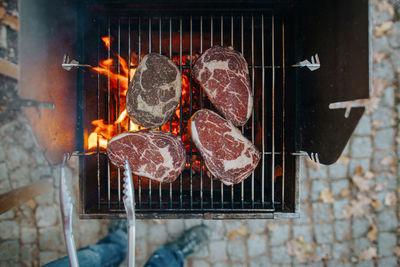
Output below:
[62,53,92,71]
[310,152,320,164]
[292,54,320,71]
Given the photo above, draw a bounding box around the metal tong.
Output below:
[60,154,79,267]
[123,159,136,267]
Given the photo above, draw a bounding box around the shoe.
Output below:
[166,224,211,258]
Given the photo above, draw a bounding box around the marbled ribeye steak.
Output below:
[107,130,186,183]
[127,53,181,128]
[189,109,260,185]
[193,46,253,126]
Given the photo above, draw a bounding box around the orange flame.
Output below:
[101,36,112,50]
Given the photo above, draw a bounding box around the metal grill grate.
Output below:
[79,11,299,219]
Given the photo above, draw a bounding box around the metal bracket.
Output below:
[62,54,92,71]
[292,54,320,71]
[329,99,369,118]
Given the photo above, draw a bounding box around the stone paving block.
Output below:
[166,219,185,240]
[227,240,247,262]
[373,128,395,151]
[0,209,14,220]
[314,245,331,260]
[308,165,328,180]
[247,234,267,257]
[39,226,63,251]
[328,162,348,179]
[0,220,18,240]
[373,6,394,25]
[5,146,32,171]
[352,217,370,239]
[354,115,371,136]
[0,148,5,162]
[0,240,19,261]
[354,260,374,267]
[35,205,58,227]
[333,198,349,220]
[225,221,245,234]
[20,245,35,265]
[312,203,332,223]
[330,179,349,196]
[191,242,209,259]
[204,220,225,240]
[351,137,372,158]
[334,220,351,241]
[136,220,148,239]
[270,246,291,264]
[292,225,313,243]
[380,86,395,107]
[314,223,333,244]
[189,260,210,267]
[378,209,398,232]
[21,226,36,244]
[9,166,31,188]
[249,255,270,267]
[311,180,329,202]
[376,172,397,190]
[389,21,400,47]
[332,243,351,260]
[327,260,352,267]
[354,238,371,255]
[148,223,168,245]
[39,251,58,266]
[246,220,266,233]
[349,158,370,176]
[35,189,55,206]
[378,232,396,257]
[0,163,8,180]
[269,224,290,246]
[209,240,228,262]
[372,151,396,171]
[135,239,148,263]
[378,256,398,267]
[293,207,311,224]
[373,35,390,51]
[371,106,396,129]
[373,59,395,83]
[31,165,52,181]
[212,262,231,267]
[0,179,11,194]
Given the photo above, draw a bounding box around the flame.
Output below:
[87,36,193,151]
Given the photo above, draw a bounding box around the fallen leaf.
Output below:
[370,200,382,209]
[340,188,351,198]
[338,156,350,165]
[384,192,397,206]
[352,174,371,192]
[392,246,400,257]
[228,225,247,240]
[375,21,393,37]
[372,51,385,63]
[367,225,378,242]
[266,222,277,232]
[380,155,394,166]
[305,157,320,171]
[376,0,395,16]
[319,189,335,203]
[343,194,371,218]
[359,247,377,261]
[286,236,315,264]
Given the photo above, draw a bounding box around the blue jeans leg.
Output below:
[144,246,184,267]
[43,229,127,267]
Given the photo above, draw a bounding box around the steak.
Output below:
[189,109,260,185]
[107,130,186,183]
[126,53,181,129]
[193,46,253,126]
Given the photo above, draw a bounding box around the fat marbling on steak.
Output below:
[127,53,181,129]
[193,46,253,126]
[190,109,260,185]
[107,130,186,183]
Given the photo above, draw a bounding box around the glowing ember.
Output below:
[87,36,194,151]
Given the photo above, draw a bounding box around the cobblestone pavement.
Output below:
[0,0,399,266]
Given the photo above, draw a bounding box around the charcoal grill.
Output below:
[19,0,370,219]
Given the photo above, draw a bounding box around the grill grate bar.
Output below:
[169,17,173,209]
[271,16,276,208]
[117,18,121,209]
[189,15,193,209]
[281,19,286,210]
[210,16,214,209]
[97,23,101,210]
[251,15,255,208]
[138,16,142,209]
[159,17,163,209]
[220,15,224,209]
[148,17,152,208]
[240,14,244,209]
[107,17,111,209]
[200,15,204,210]
[261,14,265,208]
[179,17,183,209]
[231,15,234,209]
